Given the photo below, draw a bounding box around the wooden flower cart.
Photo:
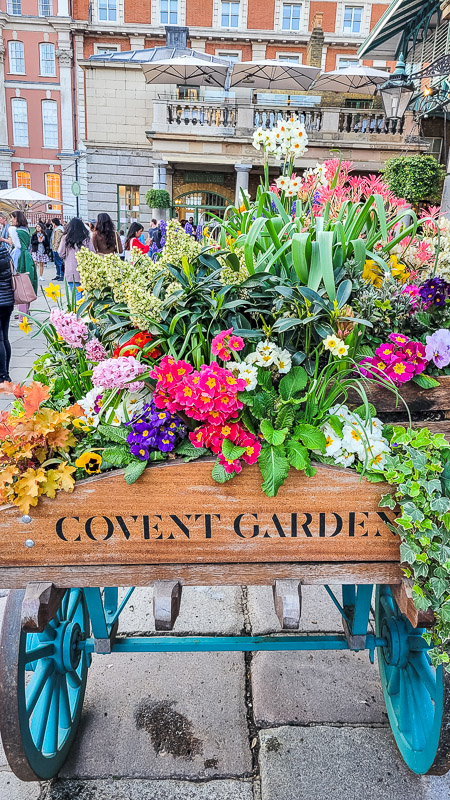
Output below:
[1,379,450,781]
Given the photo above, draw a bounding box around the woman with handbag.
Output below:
[92,213,123,256]
[58,217,94,299]
[8,210,37,321]
[0,241,14,384]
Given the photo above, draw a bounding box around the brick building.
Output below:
[0,0,426,225]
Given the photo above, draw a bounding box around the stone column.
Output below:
[234,163,252,205]
[441,146,450,216]
[0,35,13,187]
[56,45,74,153]
[152,162,170,220]
[306,13,324,68]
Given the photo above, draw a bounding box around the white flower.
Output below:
[328,403,353,423]
[363,417,384,441]
[323,335,341,352]
[244,351,259,365]
[334,449,355,467]
[239,364,258,391]
[275,176,290,190]
[274,348,292,373]
[364,439,390,471]
[255,339,277,366]
[342,422,366,456]
[225,360,242,375]
[332,342,349,359]
[318,423,343,457]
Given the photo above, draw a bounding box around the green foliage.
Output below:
[102,445,133,467]
[212,458,235,483]
[176,440,208,462]
[145,189,171,209]
[383,155,445,204]
[258,443,290,497]
[124,459,147,484]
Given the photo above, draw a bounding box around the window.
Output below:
[342,6,363,34]
[46,173,62,211]
[277,54,301,63]
[337,57,360,69]
[95,45,120,54]
[38,0,53,14]
[11,98,29,147]
[118,185,140,229]
[160,0,178,24]
[42,100,58,148]
[221,1,239,27]
[16,171,31,189]
[282,3,301,30]
[39,43,56,76]
[8,41,25,74]
[216,51,241,62]
[98,0,116,20]
[7,0,21,13]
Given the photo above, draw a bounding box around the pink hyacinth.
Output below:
[49,308,88,349]
[92,356,147,392]
[85,337,108,362]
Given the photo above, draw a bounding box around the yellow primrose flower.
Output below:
[44,282,62,301]
[389,255,410,284]
[362,260,383,289]
[19,316,31,334]
[75,452,102,474]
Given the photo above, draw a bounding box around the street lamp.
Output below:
[379,55,415,120]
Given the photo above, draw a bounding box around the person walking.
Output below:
[148,219,161,249]
[92,213,123,256]
[8,210,37,321]
[50,218,65,280]
[124,222,151,257]
[0,213,10,249]
[58,217,94,298]
[31,221,52,282]
[0,241,14,385]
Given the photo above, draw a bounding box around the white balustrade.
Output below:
[253,108,323,132]
[338,111,405,135]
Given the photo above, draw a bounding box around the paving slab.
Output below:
[259,726,450,800]
[252,649,386,725]
[118,586,244,635]
[247,585,344,635]
[0,772,41,799]
[43,778,254,800]
[61,651,251,779]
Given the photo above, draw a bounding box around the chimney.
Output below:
[165,26,189,48]
[306,13,324,68]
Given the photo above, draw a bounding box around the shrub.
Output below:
[145,189,171,209]
[383,155,445,204]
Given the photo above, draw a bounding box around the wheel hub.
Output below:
[381,614,409,668]
[53,621,82,674]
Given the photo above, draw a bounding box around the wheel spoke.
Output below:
[67,590,81,622]
[387,666,400,697]
[26,661,54,718]
[43,675,60,757]
[380,594,395,617]
[404,666,427,750]
[30,672,56,752]
[24,643,54,664]
[398,669,411,735]
[59,676,73,729]
[410,652,437,702]
[37,624,57,642]
[66,669,82,689]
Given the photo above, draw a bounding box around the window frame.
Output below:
[276,52,302,63]
[336,55,361,69]
[220,0,240,28]
[98,0,117,21]
[342,6,363,34]
[38,0,53,15]
[16,171,31,189]
[8,40,25,75]
[39,43,56,77]
[281,2,302,31]
[160,0,178,25]
[41,99,59,149]
[11,98,29,147]
[7,0,21,14]
[45,172,62,211]
[94,44,121,54]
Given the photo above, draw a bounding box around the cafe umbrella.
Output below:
[142,56,230,87]
[230,60,320,91]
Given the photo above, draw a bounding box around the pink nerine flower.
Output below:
[50,308,88,348]
[92,356,147,392]
[85,337,108,362]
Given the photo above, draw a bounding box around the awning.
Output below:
[358,0,440,59]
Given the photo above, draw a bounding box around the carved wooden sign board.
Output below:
[0,460,400,568]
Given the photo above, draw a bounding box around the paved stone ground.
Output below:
[1,265,450,799]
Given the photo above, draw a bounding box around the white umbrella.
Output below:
[142,57,230,87]
[230,60,319,90]
[0,187,56,210]
[312,65,391,95]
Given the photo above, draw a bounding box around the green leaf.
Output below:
[401,502,424,523]
[279,366,308,401]
[353,403,376,420]
[258,443,290,497]
[176,440,208,463]
[326,414,344,438]
[260,419,288,446]
[98,424,128,444]
[275,404,294,431]
[286,439,310,471]
[400,541,419,564]
[429,577,448,599]
[222,438,246,461]
[379,493,396,510]
[430,496,450,515]
[212,458,235,483]
[294,423,326,453]
[412,374,440,389]
[251,389,277,419]
[124,459,147,484]
[102,446,133,467]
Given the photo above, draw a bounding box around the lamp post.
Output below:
[379,55,415,120]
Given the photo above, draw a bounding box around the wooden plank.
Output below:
[391,580,435,629]
[0,561,404,589]
[0,460,399,569]
[354,376,450,414]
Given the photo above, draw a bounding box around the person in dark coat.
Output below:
[0,241,14,384]
[148,219,161,249]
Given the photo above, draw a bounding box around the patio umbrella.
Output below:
[230,60,320,90]
[311,65,391,95]
[142,57,230,87]
[0,187,56,210]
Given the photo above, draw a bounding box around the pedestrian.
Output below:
[8,210,37,321]
[124,222,151,258]
[92,213,123,256]
[31,221,52,282]
[0,213,10,249]
[0,240,14,385]
[148,218,161,249]
[119,229,125,260]
[58,217,94,298]
[50,218,65,280]
[88,220,96,238]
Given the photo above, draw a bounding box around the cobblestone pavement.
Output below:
[1,265,450,799]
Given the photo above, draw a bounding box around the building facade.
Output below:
[0,0,429,226]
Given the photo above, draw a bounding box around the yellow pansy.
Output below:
[75,452,102,474]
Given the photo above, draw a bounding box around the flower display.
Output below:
[190,420,261,474]
[359,334,428,385]
[125,402,185,460]
[419,277,450,309]
[75,452,102,474]
[49,309,88,348]
[211,328,244,361]
[252,120,308,161]
[92,356,147,393]
[44,282,62,302]
[425,329,450,368]
[77,386,147,427]
[113,332,160,360]
[315,404,390,471]
[85,337,108,363]
[323,335,349,359]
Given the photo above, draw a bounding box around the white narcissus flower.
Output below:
[274,349,292,373]
[323,334,340,352]
[275,176,290,190]
[332,342,349,358]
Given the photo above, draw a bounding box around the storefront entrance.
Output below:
[173,190,231,225]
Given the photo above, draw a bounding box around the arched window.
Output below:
[39,43,56,76]
[8,41,25,74]
[42,100,58,148]
[16,171,31,189]
[11,98,29,146]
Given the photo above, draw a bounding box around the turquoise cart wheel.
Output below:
[0,588,90,781]
[376,585,450,775]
